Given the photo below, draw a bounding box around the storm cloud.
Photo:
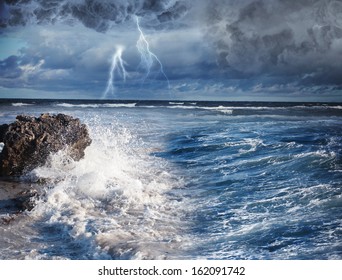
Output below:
[204,0,342,87]
[0,55,22,78]
[0,0,342,100]
[0,0,189,31]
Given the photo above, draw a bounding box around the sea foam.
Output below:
[28,117,190,259]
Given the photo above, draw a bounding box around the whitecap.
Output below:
[29,118,191,259]
[12,102,33,107]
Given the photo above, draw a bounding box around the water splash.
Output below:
[102,45,127,99]
[135,16,170,89]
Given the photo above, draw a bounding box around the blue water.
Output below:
[0,100,341,259]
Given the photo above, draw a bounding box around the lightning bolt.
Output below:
[102,45,128,99]
[135,16,170,89]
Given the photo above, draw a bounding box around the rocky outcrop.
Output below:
[0,113,92,176]
[0,179,40,222]
[0,123,8,143]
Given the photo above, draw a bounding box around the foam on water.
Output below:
[103,103,136,108]
[1,101,341,260]
[11,103,33,107]
[56,103,101,108]
[24,117,191,259]
[150,112,342,259]
[55,103,137,108]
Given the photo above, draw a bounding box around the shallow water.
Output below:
[0,100,341,259]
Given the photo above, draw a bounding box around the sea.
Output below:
[0,99,341,260]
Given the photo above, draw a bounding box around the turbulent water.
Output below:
[0,99,341,260]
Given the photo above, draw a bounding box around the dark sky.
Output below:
[1,0,342,101]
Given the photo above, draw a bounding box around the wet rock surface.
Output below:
[0,113,92,217]
[0,179,40,224]
[0,113,92,176]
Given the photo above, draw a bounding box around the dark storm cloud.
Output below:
[0,55,22,78]
[4,0,341,87]
[1,0,342,99]
[0,0,189,31]
[204,0,342,87]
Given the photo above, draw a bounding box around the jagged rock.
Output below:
[0,123,8,143]
[0,179,41,222]
[16,189,39,211]
[0,113,92,176]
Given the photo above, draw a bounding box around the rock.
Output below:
[14,189,39,211]
[0,179,40,222]
[0,113,92,176]
[0,123,9,143]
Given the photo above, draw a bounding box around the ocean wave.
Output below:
[103,103,136,108]
[293,150,337,159]
[55,103,100,108]
[52,102,271,113]
[294,105,342,110]
[169,102,184,105]
[1,102,341,260]
[165,105,233,114]
[55,103,137,108]
[12,102,33,107]
[27,118,190,259]
[51,102,342,116]
[203,106,233,114]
